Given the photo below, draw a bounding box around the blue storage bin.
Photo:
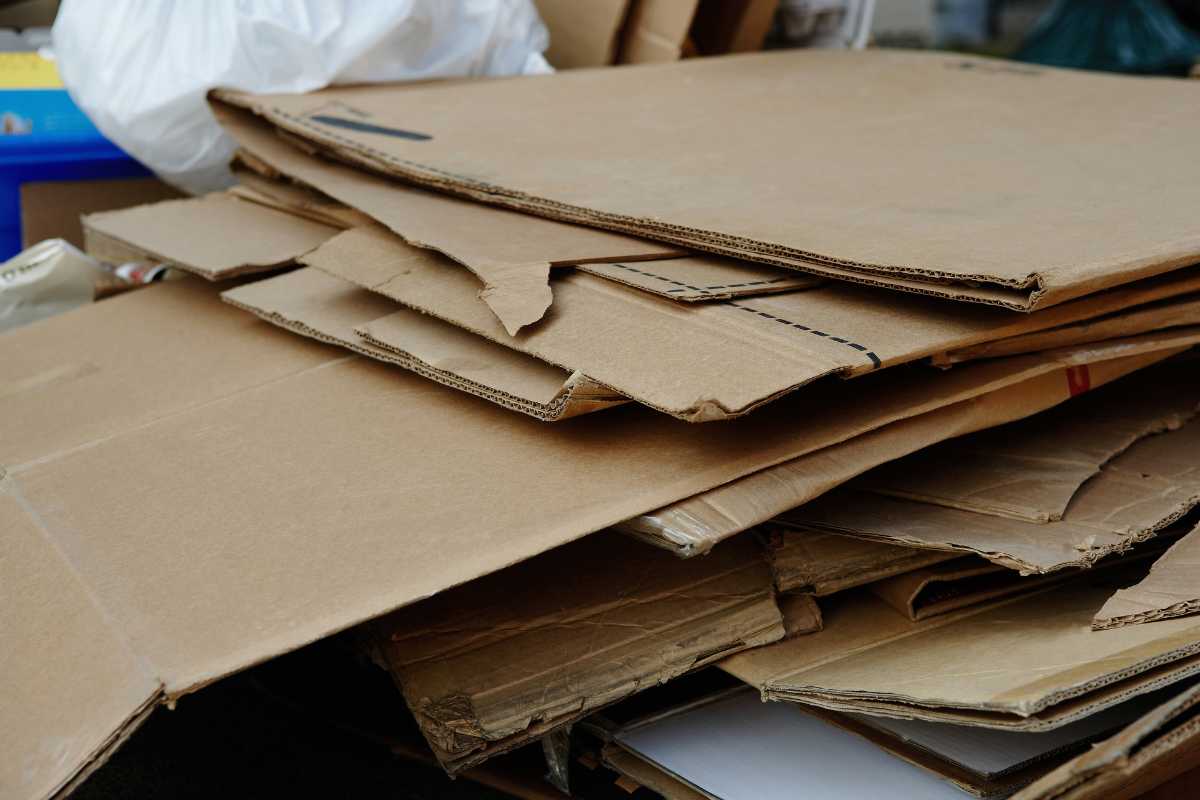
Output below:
[0,54,150,259]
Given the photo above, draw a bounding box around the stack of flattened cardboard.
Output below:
[7,49,1200,800]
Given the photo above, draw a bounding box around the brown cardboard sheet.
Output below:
[1013,680,1200,800]
[783,367,1200,574]
[620,349,1183,555]
[779,592,823,637]
[1094,522,1200,631]
[212,100,686,334]
[372,531,782,773]
[306,221,1200,420]
[861,367,1200,522]
[217,50,1200,311]
[574,256,820,301]
[534,0,630,68]
[935,293,1200,366]
[222,268,625,421]
[721,573,1200,731]
[766,529,958,596]
[20,177,182,251]
[81,192,338,280]
[7,283,1199,797]
[617,0,699,63]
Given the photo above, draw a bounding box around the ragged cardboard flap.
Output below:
[211,100,686,334]
[860,365,1200,522]
[721,572,1200,732]
[1094,522,1200,631]
[621,349,1184,555]
[1013,680,1200,800]
[222,268,625,421]
[0,491,159,800]
[767,530,958,596]
[6,283,1197,797]
[934,293,1200,366]
[372,531,783,773]
[219,50,1200,310]
[306,222,1200,421]
[81,192,339,280]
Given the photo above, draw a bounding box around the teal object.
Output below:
[1016,0,1200,75]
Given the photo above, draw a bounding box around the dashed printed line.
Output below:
[604,262,793,294]
[728,301,882,369]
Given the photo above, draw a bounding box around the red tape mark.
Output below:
[1066,365,1092,396]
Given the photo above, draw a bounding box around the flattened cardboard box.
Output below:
[16,282,1192,798]
[216,50,1200,310]
[722,573,1200,732]
[305,222,1200,421]
[1094,522,1200,631]
[223,268,625,421]
[372,532,782,773]
[622,345,1192,555]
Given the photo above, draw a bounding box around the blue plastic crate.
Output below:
[0,55,150,259]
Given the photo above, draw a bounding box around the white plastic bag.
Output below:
[52,0,550,194]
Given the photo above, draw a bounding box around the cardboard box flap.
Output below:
[575,256,821,301]
[82,192,338,280]
[1094,522,1200,631]
[535,0,629,68]
[211,100,686,334]
[222,268,625,421]
[621,349,1185,555]
[373,531,782,772]
[1013,679,1200,800]
[935,292,1200,366]
[722,574,1200,731]
[217,50,1200,310]
[0,490,159,800]
[861,367,1200,522]
[766,529,959,596]
[304,222,1200,421]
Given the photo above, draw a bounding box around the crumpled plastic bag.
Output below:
[0,239,106,333]
[52,0,551,194]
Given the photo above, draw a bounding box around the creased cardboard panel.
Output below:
[935,293,1200,366]
[623,349,1184,555]
[1014,680,1200,800]
[0,491,159,800]
[1094,522,1200,631]
[82,192,338,280]
[218,50,1200,310]
[766,529,958,596]
[722,574,1200,731]
[861,366,1200,522]
[212,100,686,334]
[373,532,782,773]
[222,268,625,421]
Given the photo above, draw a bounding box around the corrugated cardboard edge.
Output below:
[1094,523,1200,631]
[1012,680,1200,800]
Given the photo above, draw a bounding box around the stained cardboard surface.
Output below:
[82,193,338,280]
[861,371,1200,522]
[374,532,782,772]
[622,349,1184,555]
[723,575,1200,731]
[212,101,685,334]
[221,50,1200,310]
[306,223,1200,421]
[1094,523,1200,631]
[222,268,624,421]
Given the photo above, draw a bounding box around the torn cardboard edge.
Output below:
[372,532,783,773]
[933,292,1200,366]
[859,371,1200,524]
[81,192,339,280]
[765,529,959,596]
[1093,522,1200,631]
[222,268,625,421]
[1013,679,1200,800]
[723,573,1200,733]
[619,345,1189,556]
[212,51,1200,313]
